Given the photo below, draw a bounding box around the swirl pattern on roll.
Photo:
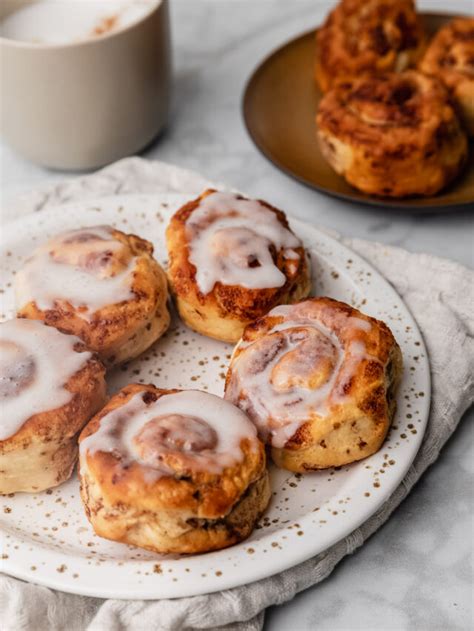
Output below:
[184,191,302,294]
[15,226,137,320]
[315,0,425,92]
[419,17,474,136]
[224,299,391,448]
[316,70,468,197]
[80,389,260,478]
[0,319,91,441]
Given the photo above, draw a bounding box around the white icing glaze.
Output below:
[225,303,377,448]
[185,191,302,294]
[80,390,259,478]
[0,319,92,441]
[15,226,137,321]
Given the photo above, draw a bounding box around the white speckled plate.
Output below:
[0,194,430,600]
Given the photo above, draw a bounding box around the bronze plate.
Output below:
[243,13,473,211]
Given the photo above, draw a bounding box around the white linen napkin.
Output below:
[1,159,473,631]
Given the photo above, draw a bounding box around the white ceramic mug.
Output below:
[0,0,171,170]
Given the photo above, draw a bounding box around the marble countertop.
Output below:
[0,1,472,629]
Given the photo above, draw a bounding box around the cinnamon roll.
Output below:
[15,225,170,366]
[0,319,106,494]
[316,70,468,197]
[225,298,403,472]
[419,17,474,137]
[79,384,270,554]
[315,0,426,92]
[166,190,311,344]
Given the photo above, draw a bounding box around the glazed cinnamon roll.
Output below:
[419,17,474,136]
[315,0,426,92]
[225,298,403,472]
[166,190,311,344]
[316,70,468,197]
[0,319,106,494]
[79,384,270,554]
[15,225,170,366]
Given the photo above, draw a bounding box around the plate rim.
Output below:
[242,11,474,213]
[0,194,431,599]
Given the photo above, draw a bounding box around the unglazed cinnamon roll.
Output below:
[225,298,403,472]
[15,225,170,366]
[0,319,106,494]
[315,0,426,92]
[79,384,270,554]
[166,190,311,344]
[419,17,474,137]
[316,70,468,197]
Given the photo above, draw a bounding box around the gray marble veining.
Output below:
[0,2,472,629]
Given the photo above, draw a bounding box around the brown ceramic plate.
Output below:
[243,12,473,211]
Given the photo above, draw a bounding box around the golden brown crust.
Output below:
[419,17,474,136]
[0,343,106,494]
[166,190,311,343]
[315,0,426,92]
[225,297,403,472]
[316,70,468,197]
[16,228,170,366]
[80,465,270,555]
[78,384,270,554]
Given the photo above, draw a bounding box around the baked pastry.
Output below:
[419,17,474,136]
[225,297,403,472]
[316,70,468,197]
[79,384,270,554]
[315,0,426,92]
[166,190,311,343]
[0,318,106,494]
[15,225,170,366]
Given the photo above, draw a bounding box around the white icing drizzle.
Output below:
[80,390,259,479]
[0,319,92,441]
[225,303,376,448]
[185,191,302,294]
[15,226,137,321]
